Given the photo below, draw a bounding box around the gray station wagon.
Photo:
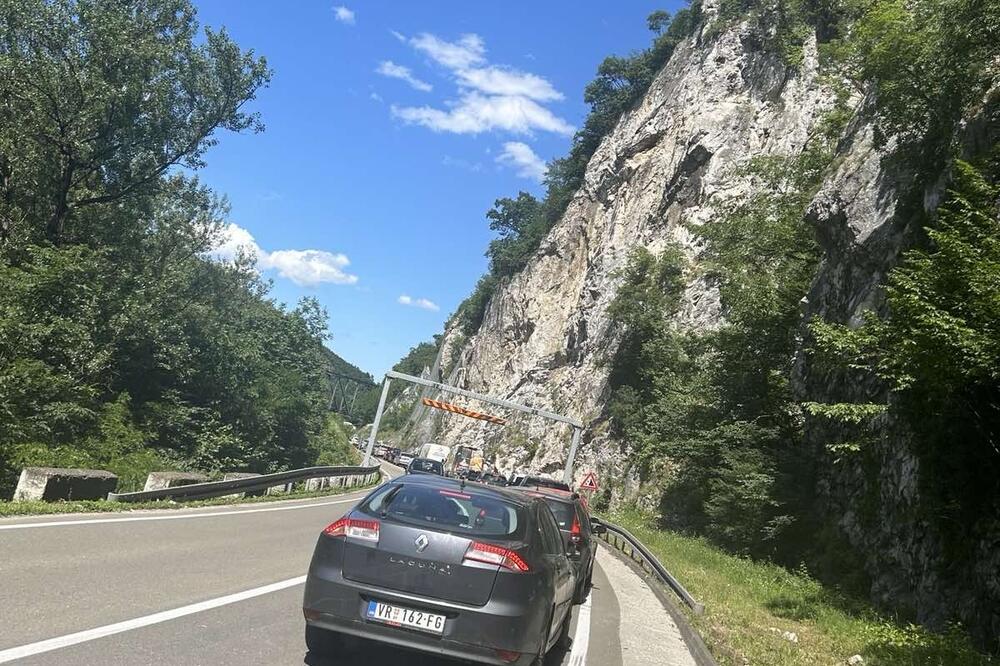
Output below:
[302,474,577,664]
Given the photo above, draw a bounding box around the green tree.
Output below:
[842,0,1000,171]
[606,147,829,557]
[0,0,270,246]
[0,0,340,498]
[647,10,672,33]
[809,160,1000,532]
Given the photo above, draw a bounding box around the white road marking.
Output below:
[0,576,307,663]
[0,496,361,531]
[569,588,593,665]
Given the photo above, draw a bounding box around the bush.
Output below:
[313,415,358,466]
[809,160,1000,549]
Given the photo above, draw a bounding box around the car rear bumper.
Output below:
[303,567,546,665]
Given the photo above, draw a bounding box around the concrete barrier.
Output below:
[143,471,209,492]
[13,467,118,502]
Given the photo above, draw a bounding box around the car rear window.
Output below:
[360,483,523,538]
[409,459,442,474]
[541,498,575,530]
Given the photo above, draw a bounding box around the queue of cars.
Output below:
[303,448,604,664]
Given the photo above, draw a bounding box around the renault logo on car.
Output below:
[414,534,429,552]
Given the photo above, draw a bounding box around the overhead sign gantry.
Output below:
[363,370,585,485]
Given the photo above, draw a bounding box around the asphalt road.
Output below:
[0,463,696,665]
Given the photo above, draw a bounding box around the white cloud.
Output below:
[376,60,432,92]
[497,141,547,182]
[398,294,440,311]
[210,222,262,262]
[370,91,383,102]
[333,6,355,25]
[389,29,407,42]
[209,223,359,287]
[455,66,563,102]
[388,33,572,138]
[264,250,358,286]
[392,92,573,136]
[410,33,486,70]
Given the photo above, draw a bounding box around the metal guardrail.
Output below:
[107,465,382,503]
[598,518,705,615]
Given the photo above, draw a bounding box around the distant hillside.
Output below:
[319,347,379,425]
[321,346,374,385]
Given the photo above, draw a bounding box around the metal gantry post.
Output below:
[563,426,583,485]
[363,377,392,466]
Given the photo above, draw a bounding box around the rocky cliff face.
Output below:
[417,13,839,480]
[392,6,999,643]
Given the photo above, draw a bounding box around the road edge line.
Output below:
[0,496,361,531]
[568,589,592,665]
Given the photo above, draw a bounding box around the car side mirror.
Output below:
[591,518,606,535]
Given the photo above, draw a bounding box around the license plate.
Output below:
[366,601,446,635]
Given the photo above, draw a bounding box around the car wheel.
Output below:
[304,624,341,657]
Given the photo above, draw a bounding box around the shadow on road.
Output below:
[303,634,572,665]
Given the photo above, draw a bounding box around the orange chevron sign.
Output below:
[421,398,506,425]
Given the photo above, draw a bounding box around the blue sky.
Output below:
[193,1,681,376]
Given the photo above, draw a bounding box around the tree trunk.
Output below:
[46,164,73,244]
[0,156,11,247]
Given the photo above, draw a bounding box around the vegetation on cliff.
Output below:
[597,0,998,651]
[606,145,832,562]
[809,157,1000,582]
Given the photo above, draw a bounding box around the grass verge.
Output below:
[0,478,380,518]
[607,509,993,666]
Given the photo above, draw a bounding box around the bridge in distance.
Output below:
[0,462,703,666]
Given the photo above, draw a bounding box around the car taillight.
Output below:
[323,517,379,542]
[463,541,530,572]
[570,514,583,544]
[494,648,521,662]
